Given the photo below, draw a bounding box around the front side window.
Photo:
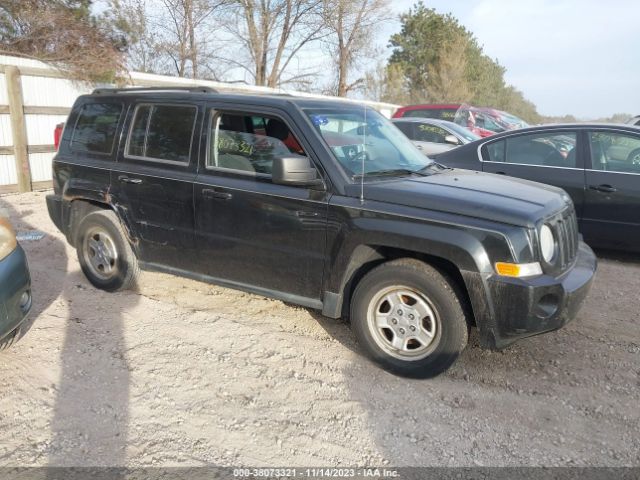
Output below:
[208,112,305,175]
[126,104,197,162]
[414,123,448,143]
[484,132,577,168]
[71,103,123,154]
[306,107,432,177]
[590,131,640,173]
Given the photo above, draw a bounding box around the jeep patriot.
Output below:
[46,87,597,377]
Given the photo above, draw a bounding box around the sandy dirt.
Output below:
[0,191,638,467]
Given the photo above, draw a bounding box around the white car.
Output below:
[392,118,480,156]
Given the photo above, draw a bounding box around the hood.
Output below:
[351,169,570,228]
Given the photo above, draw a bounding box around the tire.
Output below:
[350,258,468,378]
[75,210,139,292]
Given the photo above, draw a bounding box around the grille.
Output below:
[547,207,579,270]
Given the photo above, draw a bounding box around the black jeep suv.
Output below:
[46,87,597,377]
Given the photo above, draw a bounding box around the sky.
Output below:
[379,0,640,119]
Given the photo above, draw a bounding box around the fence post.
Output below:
[5,66,32,193]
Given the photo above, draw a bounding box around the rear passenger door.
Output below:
[481,130,586,216]
[193,106,329,303]
[582,129,640,249]
[112,101,203,270]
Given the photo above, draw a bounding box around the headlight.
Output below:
[539,224,556,263]
[0,217,17,261]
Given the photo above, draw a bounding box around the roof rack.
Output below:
[91,86,217,95]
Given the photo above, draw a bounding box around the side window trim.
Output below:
[124,102,198,166]
[69,102,124,156]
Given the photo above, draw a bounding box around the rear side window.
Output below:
[484,140,506,162]
[126,104,197,162]
[71,103,123,154]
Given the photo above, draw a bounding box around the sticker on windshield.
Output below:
[310,115,329,127]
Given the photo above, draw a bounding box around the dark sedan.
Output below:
[433,123,640,251]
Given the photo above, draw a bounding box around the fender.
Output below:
[60,179,139,250]
[321,205,515,321]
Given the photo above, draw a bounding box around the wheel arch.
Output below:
[322,244,475,325]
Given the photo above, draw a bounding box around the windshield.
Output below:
[305,107,433,178]
[442,121,481,142]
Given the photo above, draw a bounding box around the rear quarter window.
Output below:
[70,103,123,154]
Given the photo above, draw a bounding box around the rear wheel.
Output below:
[75,210,139,292]
[350,258,468,378]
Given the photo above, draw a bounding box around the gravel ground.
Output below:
[0,191,638,467]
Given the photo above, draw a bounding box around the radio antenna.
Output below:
[360,105,366,204]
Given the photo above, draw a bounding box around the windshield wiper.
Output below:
[353,168,430,179]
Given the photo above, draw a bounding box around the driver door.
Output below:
[193,106,330,302]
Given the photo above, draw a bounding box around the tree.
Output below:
[106,0,228,79]
[321,0,389,97]
[387,2,541,123]
[0,0,126,82]
[362,61,410,105]
[222,0,324,87]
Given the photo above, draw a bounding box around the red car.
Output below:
[393,104,527,138]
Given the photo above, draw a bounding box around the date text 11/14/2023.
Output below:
[233,468,400,478]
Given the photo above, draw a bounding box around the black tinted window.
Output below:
[127,104,196,162]
[485,140,505,162]
[506,132,577,167]
[71,103,123,154]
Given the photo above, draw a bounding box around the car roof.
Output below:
[391,117,456,126]
[472,122,640,141]
[82,89,377,111]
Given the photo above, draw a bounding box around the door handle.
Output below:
[118,175,143,184]
[202,188,232,200]
[589,184,617,193]
[495,171,506,175]
[295,211,319,218]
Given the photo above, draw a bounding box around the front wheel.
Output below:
[75,210,139,292]
[350,258,468,378]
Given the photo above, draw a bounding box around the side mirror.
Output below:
[444,134,460,145]
[272,155,324,188]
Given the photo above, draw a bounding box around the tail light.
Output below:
[54,123,64,150]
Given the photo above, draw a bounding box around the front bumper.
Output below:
[0,245,32,341]
[468,241,597,349]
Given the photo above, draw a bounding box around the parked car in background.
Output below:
[626,115,640,126]
[46,87,596,378]
[392,118,480,156]
[433,123,640,251]
[392,103,461,121]
[453,105,529,137]
[0,215,33,351]
[393,103,528,138]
